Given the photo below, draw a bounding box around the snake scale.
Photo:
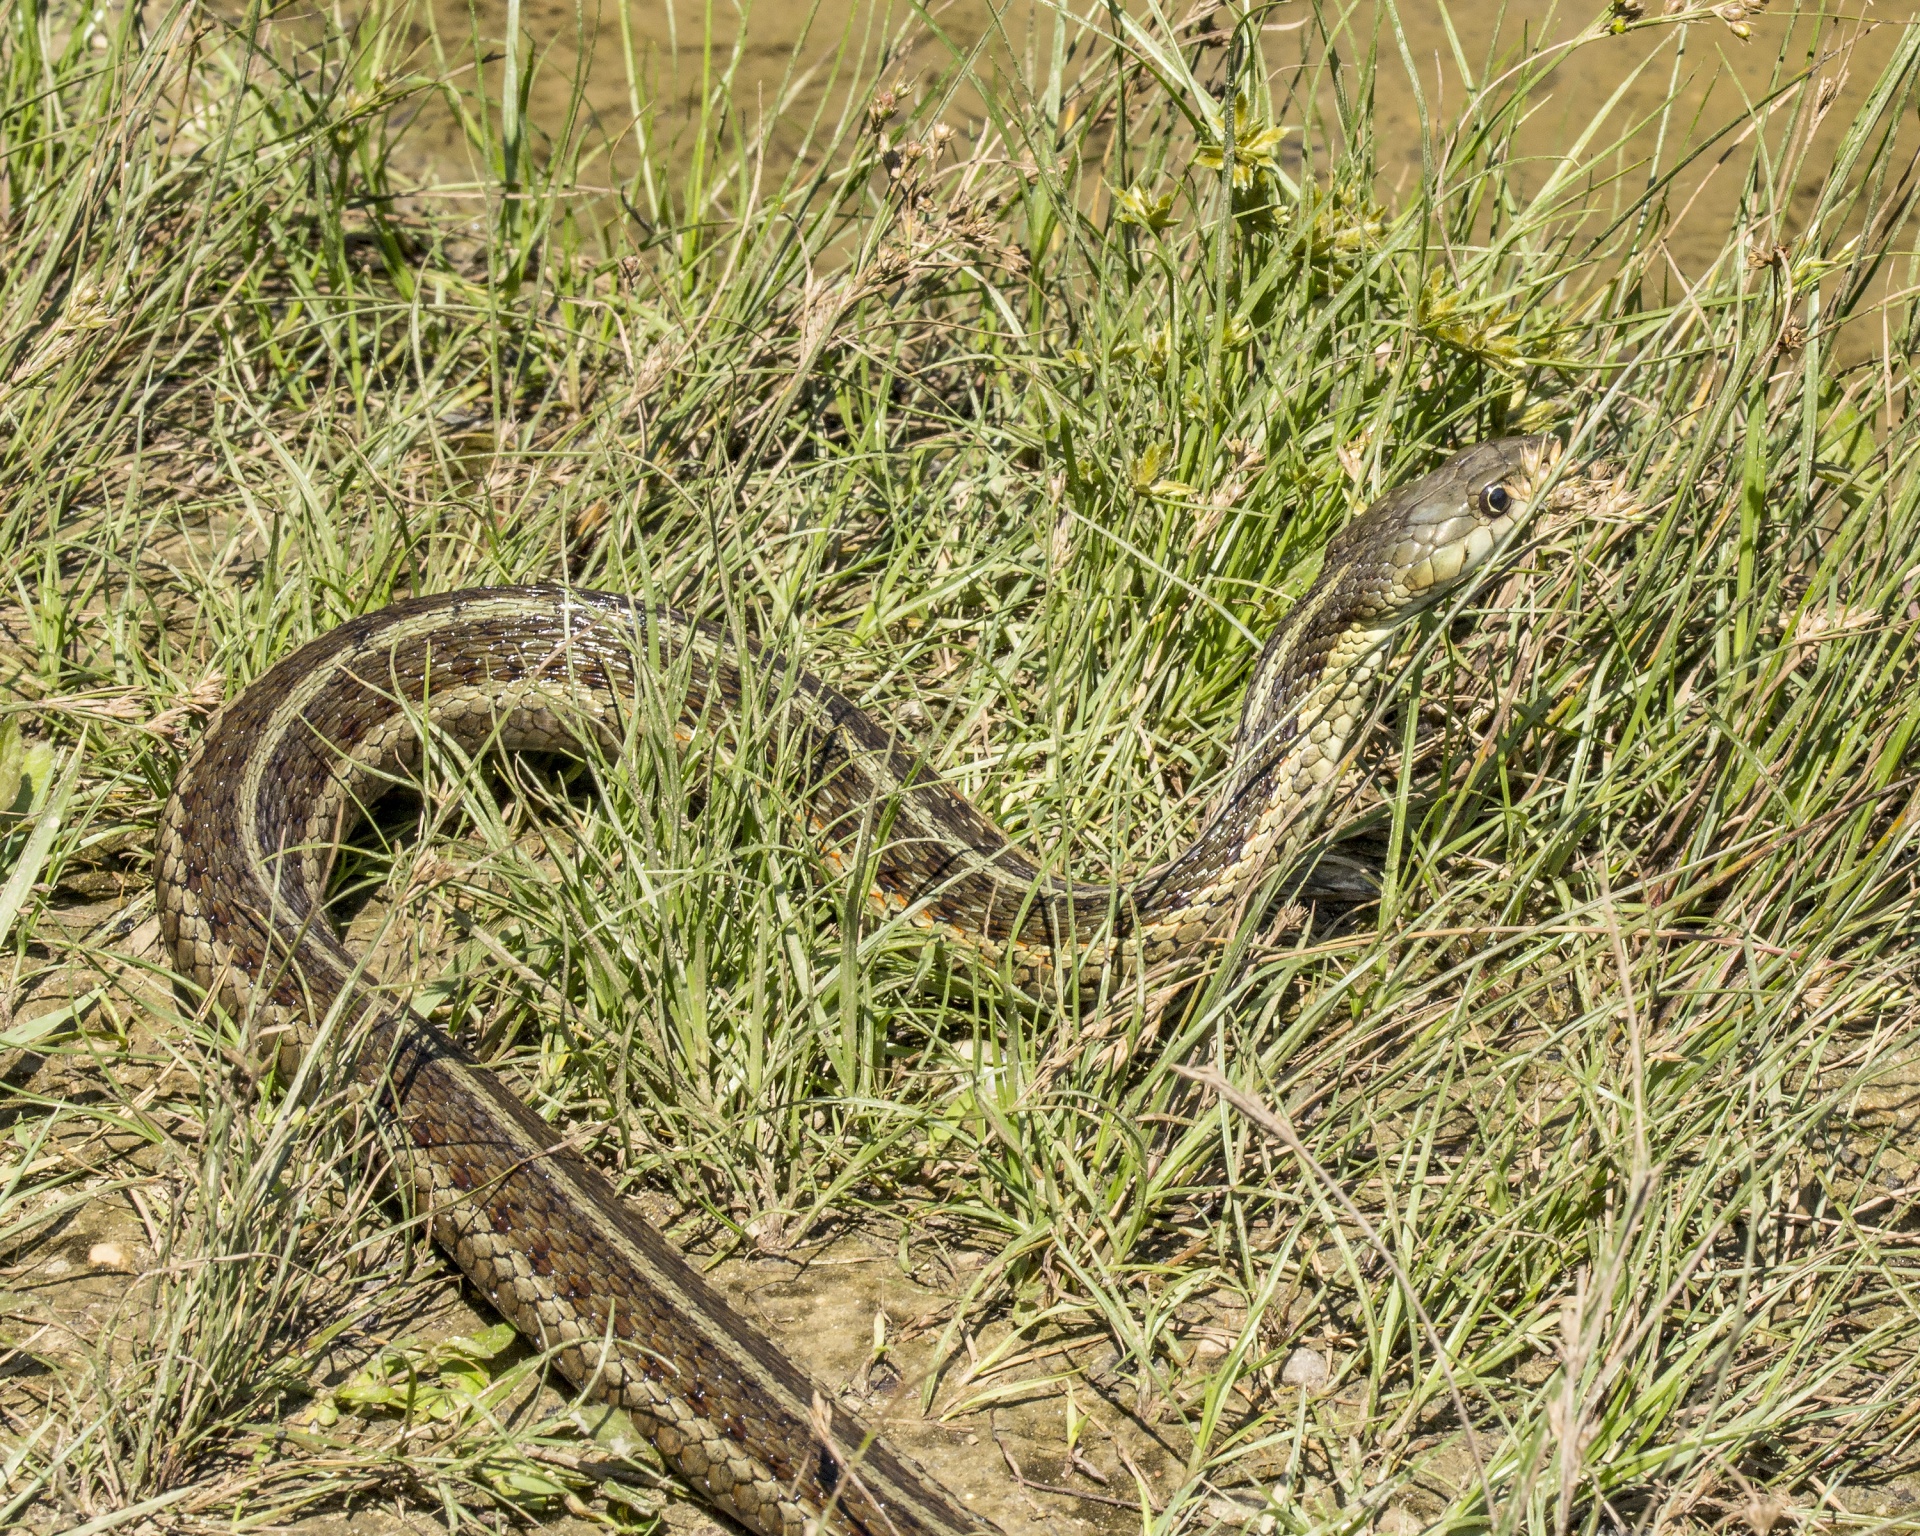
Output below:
[156,435,1559,1535]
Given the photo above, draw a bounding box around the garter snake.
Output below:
[156,434,1560,1535]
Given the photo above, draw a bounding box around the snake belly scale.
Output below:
[155,436,1559,1535]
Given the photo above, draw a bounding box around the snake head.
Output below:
[1340,434,1563,613]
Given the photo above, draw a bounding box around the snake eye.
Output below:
[1479,483,1512,515]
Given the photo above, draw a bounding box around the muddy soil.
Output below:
[386,0,1907,276]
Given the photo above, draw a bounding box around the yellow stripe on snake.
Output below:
[156,435,1561,1535]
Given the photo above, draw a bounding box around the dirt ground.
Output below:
[395,0,1908,283]
[13,877,1920,1532]
[0,896,1208,1533]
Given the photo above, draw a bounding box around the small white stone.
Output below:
[1377,1504,1423,1535]
[88,1241,131,1271]
[1206,1495,1275,1529]
[1281,1346,1329,1389]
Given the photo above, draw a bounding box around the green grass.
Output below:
[3,0,1920,1530]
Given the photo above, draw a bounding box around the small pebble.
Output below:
[89,1241,131,1271]
[1281,1346,1329,1389]
[1205,1496,1276,1530]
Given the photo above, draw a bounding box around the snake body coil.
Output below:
[156,437,1557,1535]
